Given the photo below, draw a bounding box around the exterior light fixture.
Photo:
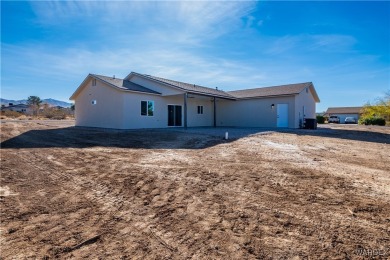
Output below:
[271,104,275,109]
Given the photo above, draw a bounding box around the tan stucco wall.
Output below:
[122,93,214,128]
[74,77,216,129]
[75,78,124,129]
[122,93,182,129]
[74,75,317,129]
[294,87,317,128]
[216,96,297,128]
[187,96,214,127]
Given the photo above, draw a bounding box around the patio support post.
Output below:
[213,97,216,127]
[184,92,188,129]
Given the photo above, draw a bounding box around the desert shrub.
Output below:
[360,91,390,126]
[371,117,385,126]
[359,117,386,126]
[52,114,66,120]
[316,115,325,124]
[1,110,23,118]
[42,109,67,120]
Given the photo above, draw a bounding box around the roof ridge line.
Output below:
[227,82,312,93]
[147,74,230,93]
[134,73,236,99]
[92,74,124,80]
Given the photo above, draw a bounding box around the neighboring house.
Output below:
[1,104,33,115]
[325,107,363,123]
[69,72,320,129]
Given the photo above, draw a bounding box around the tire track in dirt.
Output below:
[1,121,389,258]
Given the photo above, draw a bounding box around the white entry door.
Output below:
[277,104,289,127]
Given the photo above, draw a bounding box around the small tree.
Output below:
[360,90,390,125]
[41,103,50,116]
[27,96,42,116]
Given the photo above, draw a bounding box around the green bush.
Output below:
[359,117,386,126]
[316,115,325,124]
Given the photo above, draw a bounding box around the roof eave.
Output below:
[69,74,94,100]
[233,93,298,100]
[186,90,236,100]
[122,89,161,96]
[327,112,362,114]
[70,74,161,100]
[308,83,320,103]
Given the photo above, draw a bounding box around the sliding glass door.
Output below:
[168,105,182,126]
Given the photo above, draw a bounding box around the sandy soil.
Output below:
[1,121,389,259]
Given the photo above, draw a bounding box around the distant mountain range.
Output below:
[1,98,72,108]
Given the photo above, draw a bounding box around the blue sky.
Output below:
[1,1,389,112]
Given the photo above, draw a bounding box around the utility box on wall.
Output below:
[304,118,317,129]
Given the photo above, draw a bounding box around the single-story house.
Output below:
[69,72,320,129]
[325,107,363,123]
[1,104,33,115]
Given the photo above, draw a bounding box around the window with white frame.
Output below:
[92,79,96,86]
[91,100,97,105]
[141,100,154,116]
[197,105,203,114]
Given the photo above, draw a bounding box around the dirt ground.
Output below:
[1,121,389,259]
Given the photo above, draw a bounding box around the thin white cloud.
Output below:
[3,1,388,109]
[265,35,300,55]
[29,1,256,44]
[3,39,388,106]
[265,33,357,55]
[2,43,268,89]
[310,34,357,51]
[7,0,266,93]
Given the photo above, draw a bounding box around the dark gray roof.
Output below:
[78,72,320,102]
[138,74,235,99]
[325,107,363,114]
[133,72,320,101]
[92,74,160,95]
[228,82,316,99]
[1,104,29,109]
